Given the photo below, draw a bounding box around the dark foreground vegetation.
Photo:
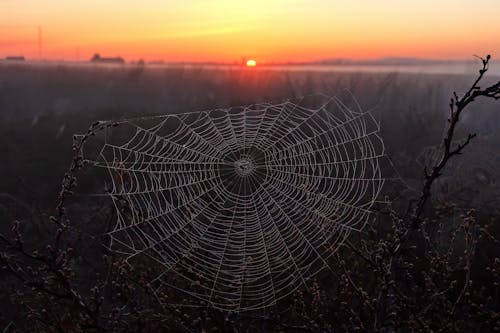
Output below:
[0,58,499,332]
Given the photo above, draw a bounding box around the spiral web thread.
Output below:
[84,95,385,311]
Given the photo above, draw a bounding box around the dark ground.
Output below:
[0,63,499,332]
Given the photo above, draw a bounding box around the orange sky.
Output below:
[1,0,500,62]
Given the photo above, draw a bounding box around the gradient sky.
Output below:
[2,0,500,62]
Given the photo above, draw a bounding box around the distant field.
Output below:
[0,63,499,219]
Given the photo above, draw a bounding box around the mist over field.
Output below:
[1,63,499,209]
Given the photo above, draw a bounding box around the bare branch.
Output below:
[411,54,499,228]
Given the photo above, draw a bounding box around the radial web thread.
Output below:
[83,95,386,311]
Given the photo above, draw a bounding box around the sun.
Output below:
[246,59,257,67]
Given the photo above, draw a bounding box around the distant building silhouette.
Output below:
[91,53,125,64]
[5,56,26,61]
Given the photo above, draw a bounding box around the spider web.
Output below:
[81,94,385,311]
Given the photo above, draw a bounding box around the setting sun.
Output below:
[246,59,257,67]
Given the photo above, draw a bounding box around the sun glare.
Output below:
[246,59,257,67]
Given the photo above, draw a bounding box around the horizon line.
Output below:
[0,55,490,66]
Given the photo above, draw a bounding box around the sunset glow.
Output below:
[246,59,257,67]
[2,0,500,62]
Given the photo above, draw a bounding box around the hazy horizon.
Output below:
[2,55,498,67]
